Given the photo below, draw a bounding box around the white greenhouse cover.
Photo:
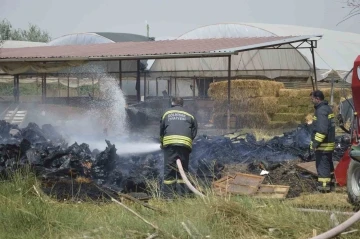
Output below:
[150,23,360,82]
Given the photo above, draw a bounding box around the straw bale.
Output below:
[208,80,285,100]
[213,97,279,114]
[277,105,313,114]
[278,88,351,101]
[278,89,312,98]
[278,97,311,107]
[268,121,301,129]
[212,112,270,128]
[272,113,307,122]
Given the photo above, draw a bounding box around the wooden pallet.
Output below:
[255,185,290,199]
[212,173,290,198]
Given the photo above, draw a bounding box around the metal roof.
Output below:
[94,32,154,42]
[0,35,320,62]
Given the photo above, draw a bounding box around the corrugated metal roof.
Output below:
[94,32,154,42]
[0,35,319,62]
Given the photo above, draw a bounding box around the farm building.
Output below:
[0,23,358,129]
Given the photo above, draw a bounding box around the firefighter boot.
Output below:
[317,177,331,193]
[176,180,194,198]
[162,181,176,199]
[330,173,336,192]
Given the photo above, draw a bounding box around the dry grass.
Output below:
[208,80,285,100]
[1,168,360,239]
[286,192,353,210]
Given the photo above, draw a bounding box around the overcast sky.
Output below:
[1,0,359,39]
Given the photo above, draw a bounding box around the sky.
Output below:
[1,0,359,40]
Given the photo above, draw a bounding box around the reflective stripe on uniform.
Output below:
[313,116,317,120]
[314,132,326,142]
[164,179,177,185]
[177,179,185,184]
[328,113,334,119]
[318,177,331,187]
[163,135,193,148]
[317,142,335,151]
[162,110,194,120]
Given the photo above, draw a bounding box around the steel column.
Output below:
[310,42,318,90]
[67,75,70,105]
[144,71,147,101]
[119,60,122,89]
[42,73,47,103]
[227,55,231,131]
[136,60,141,102]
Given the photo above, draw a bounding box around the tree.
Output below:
[0,19,51,44]
[338,0,360,25]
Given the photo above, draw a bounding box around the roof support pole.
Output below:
[156,77,159,97]
[42,73,47,104]
[227,55,231,131]
[174,77,177,96]
[136,59,141,102]
[119,60,122,89]
[144,70,147,101]
[310,41,318,90]
[13,75,19,103]
[192,78,196,99]
[67,75,70,105]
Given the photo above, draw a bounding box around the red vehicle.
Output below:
[334,55,360,206]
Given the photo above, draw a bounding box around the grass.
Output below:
[1,168,360,239]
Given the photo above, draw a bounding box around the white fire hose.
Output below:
[311,210,360,239]
[176,159,205,198]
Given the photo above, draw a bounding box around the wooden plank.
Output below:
[227,184,260,195]
[231,173,264,187]
[255,185,290,199]
[212,175,235,188]
[296,161,339,176]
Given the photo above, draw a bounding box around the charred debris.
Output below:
[0,120,350,200]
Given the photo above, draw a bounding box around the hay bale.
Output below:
[268,121,300,129]
[208,80,285,100]
[278,97,310,107]
[212,112,270,128]
[278,89,312,98]
[237,112,270,128]
[272,113,306,122]
[213,97,279,114]
[278,105,313,114]
[278,88,352,101]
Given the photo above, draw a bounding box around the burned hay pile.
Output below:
[0,120,350,199]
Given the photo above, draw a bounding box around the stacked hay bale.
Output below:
[277,88,351,124]
[208,80,284,128]
[209,79,352,129]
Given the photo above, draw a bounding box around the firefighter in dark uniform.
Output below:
[310,90,336,192]
[160,97,198,198]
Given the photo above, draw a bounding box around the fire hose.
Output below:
[176,159,205,198]
[311,210,360,239]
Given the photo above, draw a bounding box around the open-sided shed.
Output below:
[0,35,321,129]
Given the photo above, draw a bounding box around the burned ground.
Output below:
[0,119,350,200]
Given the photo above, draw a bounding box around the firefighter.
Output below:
[160,97,198,199]
[310,90,336,192]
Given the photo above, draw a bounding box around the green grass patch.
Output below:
[1,169,359,239]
